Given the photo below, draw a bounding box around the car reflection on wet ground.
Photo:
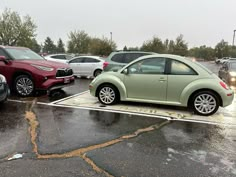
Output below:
[0,62,235,177]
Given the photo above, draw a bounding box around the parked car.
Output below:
[222,58,236,64]
[218,61,236,86]
[215,58,221,64]
[44,54,73,63]
[0,74,9,103]
[0,46,74,96]
[89,54,234,116]
[103,51,156,72]
[68,56,105,77]
[219,57,230,64]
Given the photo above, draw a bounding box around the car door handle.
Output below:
[159,78,166,82]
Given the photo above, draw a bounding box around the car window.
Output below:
[170,60,197,75]
[124,53,139,63]
[124,53,151,63]
[69,58,84,63]
[111,53,125,63]
[84,58,99,63]
[229,62,236,70]
[51,55,66,59]
[128,57,166,74]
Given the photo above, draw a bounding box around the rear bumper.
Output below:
[0,83,9,102]
[221,89,234,107]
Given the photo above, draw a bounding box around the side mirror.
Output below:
[122,68,128,75]
[0,56,6,61]
[0,55,8,64]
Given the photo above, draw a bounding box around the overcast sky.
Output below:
[1,0,236,49]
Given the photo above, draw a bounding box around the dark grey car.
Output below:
[218,61,236,87]
[103,51,156,72]
[0,74,9,103]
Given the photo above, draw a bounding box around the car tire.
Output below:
[14,75,34,97]
[190,91,220,116]
[97,84,119,105]
[94,69,102,77]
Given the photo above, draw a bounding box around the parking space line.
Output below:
[46,103,236,127]
[49,91,90,105]
[8,98,236,127]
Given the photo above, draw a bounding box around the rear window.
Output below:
[111,53,151,63]
[111,53,125,63]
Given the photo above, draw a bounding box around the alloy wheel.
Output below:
[194,93,217,115]
[99,86,116,104]
[16,77,34,96]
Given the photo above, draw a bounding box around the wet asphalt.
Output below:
[0,62,235,177]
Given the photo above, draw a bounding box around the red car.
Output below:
[0,46,74,96]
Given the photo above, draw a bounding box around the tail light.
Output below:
[103,62,109,69]
[220,81,229,90]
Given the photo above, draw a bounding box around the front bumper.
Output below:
[0,83,9,102]
[36,76,75,91]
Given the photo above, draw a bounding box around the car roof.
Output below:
[112,51,156,54]
[69,55,104,60]
[0,45,29,50]
[45,53,71,56]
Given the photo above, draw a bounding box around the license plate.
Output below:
[64,78,70,83]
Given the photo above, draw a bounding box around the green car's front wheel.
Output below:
[191,91,220,116]
[98,84,119,105]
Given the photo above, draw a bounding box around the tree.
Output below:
[29,38,41,53]
[140,36,165,53]
[123,46,128,51]
[188,46,215,60]
[43,37,57,54]
[215,40,230,58]
[0,8,37,46]
[67,30,90,54]
[171,34,188,56]
[56,38,65,53]
[89,37,116,56]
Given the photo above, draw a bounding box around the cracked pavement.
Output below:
[0,62,236,177]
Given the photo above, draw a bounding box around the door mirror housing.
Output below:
[0,56,8,64]
[0,55,6,61]
[122,68,128,75]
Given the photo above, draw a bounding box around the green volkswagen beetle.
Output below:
[89,54,234,116]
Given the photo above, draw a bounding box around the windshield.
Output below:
[5,48,44,60]
[230,62,236,70]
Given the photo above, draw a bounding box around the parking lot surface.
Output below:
[0,62,235,177]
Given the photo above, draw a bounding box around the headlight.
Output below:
[0,75,6,83]
[31,64,54,71]
[229,72,236,77]
[231,78,236,82]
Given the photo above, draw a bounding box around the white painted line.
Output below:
[44,103,236,127]
[8,98,236,127]
[46,103,172,121]
[49,90,90,105]
[8,99,27,103]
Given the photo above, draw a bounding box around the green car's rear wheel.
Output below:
[191,91,220,116]
[98,84,119,105]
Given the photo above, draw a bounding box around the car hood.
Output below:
[13,59,69,68]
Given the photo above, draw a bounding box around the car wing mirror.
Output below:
[122,68,129,75]
[0,56,8,64]
[0,55,6,61]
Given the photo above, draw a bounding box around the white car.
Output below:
[219,57,230,64]
[68,56,105,77]
[44,54,73,63]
